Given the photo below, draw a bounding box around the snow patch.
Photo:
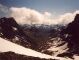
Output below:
[0,37,67,60]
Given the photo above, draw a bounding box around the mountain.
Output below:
[0,14,79,60]
[0,17,66,54]
[0,17,69,56]
[0,37,66,60]
[22,24,65,52]
[58,14,79,57]
[0,52,53,60]
[0,17,39,49]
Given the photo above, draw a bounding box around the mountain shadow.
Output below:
[58,14,79,58]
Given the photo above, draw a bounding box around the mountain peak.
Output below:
[73,14,79,23]
[0,17,39,49]
[60,14,79,55]
[0,17,18,39]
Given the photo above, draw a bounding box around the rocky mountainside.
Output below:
[0,52,55,60]
[0,37,60,60]
[0,17,39,49]
[0,14,79,60]
[0,17,66,53]
[21,24,65,52]
[59,14,79,56]
[21,14,79,59]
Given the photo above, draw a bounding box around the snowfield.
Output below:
[0,37,79,60]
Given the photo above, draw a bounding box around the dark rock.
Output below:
[60,14,79,55]
[0,51,55,60]
[0,17,37,49]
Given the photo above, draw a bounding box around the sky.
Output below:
[0,0,79,25]
[0,0,79,14]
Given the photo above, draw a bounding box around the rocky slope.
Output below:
[59,14,79,55]
[0,14,79,60]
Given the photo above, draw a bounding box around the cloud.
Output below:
[9,7,79,25]
[58,10,79,25]
[9,7,54,25]
[0,4,79,25]
[44,12,52,17]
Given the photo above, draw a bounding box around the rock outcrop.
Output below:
[60,14,79,56]
[0,17,37,49]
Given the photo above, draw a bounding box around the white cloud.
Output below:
[58,13,74,24]
[9,7,79,25]
[44,12,52,17]
[9,7,54,25]
[0,4,79,25]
